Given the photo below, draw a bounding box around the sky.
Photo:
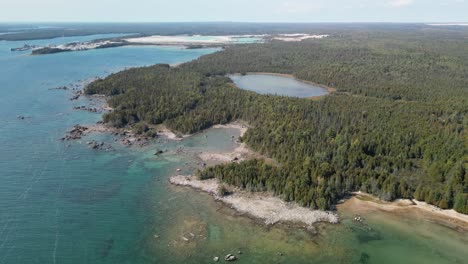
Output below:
[0,0,467,23]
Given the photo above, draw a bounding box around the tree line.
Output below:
[85,27,467,213]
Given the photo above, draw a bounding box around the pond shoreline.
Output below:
[230,72,337,98]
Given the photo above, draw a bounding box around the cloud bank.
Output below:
[388,0,414,7]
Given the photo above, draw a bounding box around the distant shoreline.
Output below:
[427,23,468,26]
[29,41,222,56]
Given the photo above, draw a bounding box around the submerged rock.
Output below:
[213,256,219,262]
[354,215,364,222]
[63,125,89,140]
[49,86,68,90]
[73,106,100,113]
[85,140,114,151]
[17,115,31,120]
[224,254,237,261]
[154,149,164,155]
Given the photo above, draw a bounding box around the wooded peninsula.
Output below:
[85,26,468,214]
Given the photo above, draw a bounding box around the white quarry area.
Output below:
[124,34,329,45]
[273,34,329,42]
[124,35,263,44]
[53,40,120,51]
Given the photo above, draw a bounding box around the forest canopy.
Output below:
[85,26,468,213]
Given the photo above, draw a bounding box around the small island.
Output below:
[31,40,127,55]
[10,44,40,51]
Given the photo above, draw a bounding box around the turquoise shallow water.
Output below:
[0,36,220,263]
[0,35,467,264]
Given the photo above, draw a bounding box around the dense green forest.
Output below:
[85,26,468,213]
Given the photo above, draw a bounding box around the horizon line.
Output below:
[1,21,468,24]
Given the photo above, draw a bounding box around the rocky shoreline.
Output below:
[63,114,467,231]
[61,79,163,148]
[170,175,339,227]
[62,118,329,233]
[167,122,338,228]
[61,123,166,148]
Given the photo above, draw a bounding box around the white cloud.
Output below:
[388,0,414,7]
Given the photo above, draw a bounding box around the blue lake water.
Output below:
[229,74,329,98]
[0,34,467,264]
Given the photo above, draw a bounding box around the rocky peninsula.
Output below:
[169,122,339,227]
[170,175,339,227]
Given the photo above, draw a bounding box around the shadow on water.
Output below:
[98,238,115,259]
[359,252,370,264]
[349,223,383,244]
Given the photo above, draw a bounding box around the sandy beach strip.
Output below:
[196,122,278,167]
[212,122,248,137]
[197,142,253,166]
[170,175,339,226]
[157,122,247,143]
[156,127,184,141]
[341,192,468,227]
